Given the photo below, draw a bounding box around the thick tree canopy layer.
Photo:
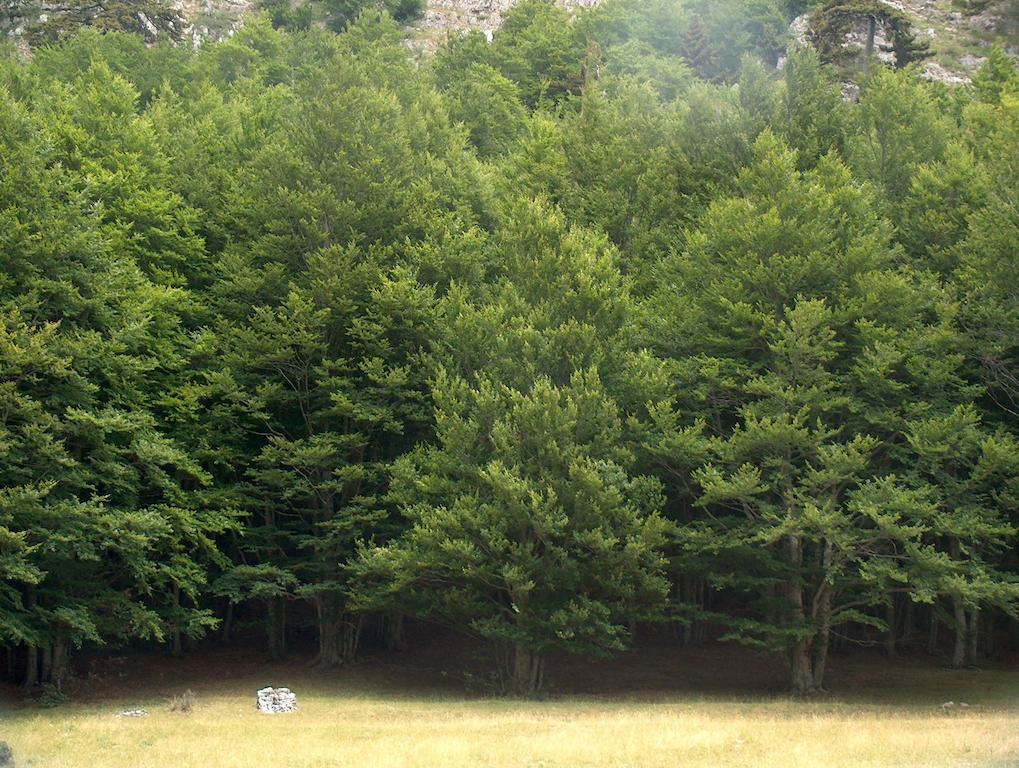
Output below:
[1,0,1017,697]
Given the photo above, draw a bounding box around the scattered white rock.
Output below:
[117,709,149,717]
[961,54,986,71]
[137,11,160,38]
[257,686,297,714]
[790,13,811,47]
[923,60,971,85]
[410,0,600,54]
[941,700,973,710]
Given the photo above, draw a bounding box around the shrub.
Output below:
[169,689,197,714]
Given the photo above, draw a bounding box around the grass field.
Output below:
[2,640,1018,768]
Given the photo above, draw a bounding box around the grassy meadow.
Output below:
[2,642,1017,768]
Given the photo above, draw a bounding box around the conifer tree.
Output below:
[680,15,718,81]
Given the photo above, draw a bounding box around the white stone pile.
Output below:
[256,686,297,714]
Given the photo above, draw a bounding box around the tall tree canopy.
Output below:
[1,0,1017,696]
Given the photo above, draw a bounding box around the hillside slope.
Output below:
[791,0,1018,83]
[2,0,1016,79]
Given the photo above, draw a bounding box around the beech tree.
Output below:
[354,202,669,693]
[356,370,669,693]
[2,0,1018,697]
[199,18,475,665]
[906,407,1019,668]
[0,72,231,685]
[643,134,970,693]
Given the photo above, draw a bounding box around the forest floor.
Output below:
[1,633,1018,768]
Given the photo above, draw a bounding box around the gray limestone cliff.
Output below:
[2,0,1013,84]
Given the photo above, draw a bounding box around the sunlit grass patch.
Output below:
[3,665,1018,768]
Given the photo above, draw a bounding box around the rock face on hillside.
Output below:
[791,0,1018,85]
[2,0,1012,82]
[174,0,254,45]
[420,0,598,35]
[1,0,252,46]
[411,0,599,53]
[0,0,598,48]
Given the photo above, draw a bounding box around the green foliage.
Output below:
[441,63,528,158]
[641,131,1012,691]
[489,0,586,107]
[778,46,848,166]
[320,0,423,31]
[355,364,669,693]
[971,43,1019,105]
[1,2,1016,698]
[849,69,950,204]
[0,68,235,675]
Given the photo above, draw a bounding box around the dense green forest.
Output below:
[1,0,1017,698]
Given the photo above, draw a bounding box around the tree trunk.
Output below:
[967,608,979,666]
[811,597,832,691]
[680,577,694,645]
[947,538,971,668]
[171,584,184,658]
[884,598,897,657]
[51,640,67,688]
[40,644,53,684]
[903,598,916,648]
[340,613,362,663]
[512,644,544,696]
[697,581,710,644]
[790,639,816,696]
[927,603,939,655]
[983,613,995,659]
[315,600,342,667]
[221,601,234,644]
[314,597,361,667]
[22,645,38,689]
[266,597,286,661]
[811,635,830,692]
[22,587,38,689]
[171,631,183,658]
[384,612,405,652]
[951,595,967,669]
[787,534,820,695]
[680,577,707,646]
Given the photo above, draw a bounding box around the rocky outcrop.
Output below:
[411,0,599,53]
[2,0,596,48]
[3,0,1009,80]
[256,686,297,714]
[173,0,254,46]
[1,0,252,46]
[792,0,1018,86]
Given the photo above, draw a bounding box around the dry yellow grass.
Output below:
[2,644,1018,768]
[4,681,1019,768]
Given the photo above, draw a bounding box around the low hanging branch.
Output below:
[809,0,933,70]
